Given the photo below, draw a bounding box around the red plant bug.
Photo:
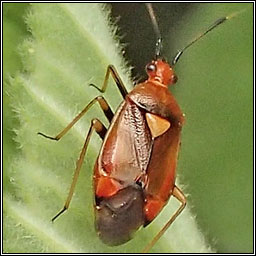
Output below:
[38,3,240,253]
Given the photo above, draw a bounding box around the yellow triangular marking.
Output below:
[146,113,171,138]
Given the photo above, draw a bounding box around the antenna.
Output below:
[172,10,245,65]
[146,3,162,59]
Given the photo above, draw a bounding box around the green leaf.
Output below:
[4,3,252,253]
[3,3,30,189]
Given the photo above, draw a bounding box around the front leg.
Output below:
[90,65,128,99]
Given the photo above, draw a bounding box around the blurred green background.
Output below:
[3,3,253,253]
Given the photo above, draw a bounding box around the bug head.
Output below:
[146,59,177,86]
[145,4,177,87]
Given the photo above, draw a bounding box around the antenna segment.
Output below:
[172,9,245,65]
[146,3,163,58]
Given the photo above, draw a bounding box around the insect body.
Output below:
[38,3,235,253]
[94,59,185,247]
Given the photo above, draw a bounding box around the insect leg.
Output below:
[38,96,113,140]
[51,118,107,222]
[90,65,128,99]
[142,186,186,253]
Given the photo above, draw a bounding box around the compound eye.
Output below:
[146,63,156,73]
[171,74,178,84]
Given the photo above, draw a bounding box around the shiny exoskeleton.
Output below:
[94,59,185,245]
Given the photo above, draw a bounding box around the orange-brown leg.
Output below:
[142,186,186,253]
[51,118,106,222]
[38,96,113,140]
[90,65,128,99]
